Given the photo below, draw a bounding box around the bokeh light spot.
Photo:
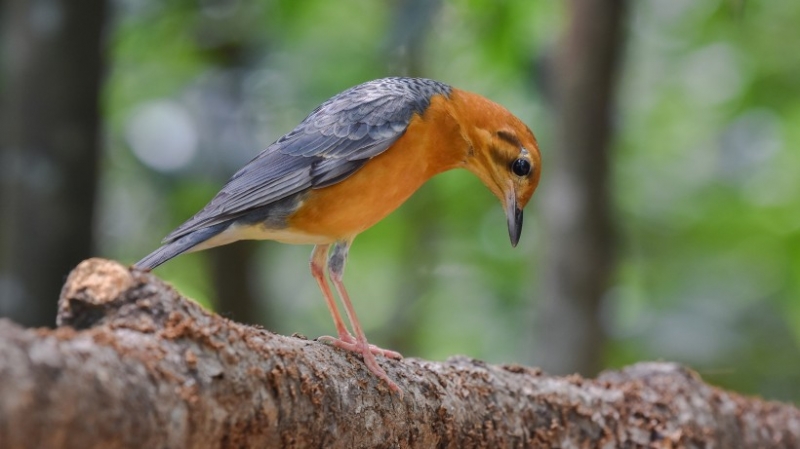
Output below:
[125,100,198,172]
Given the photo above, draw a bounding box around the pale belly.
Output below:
[189,221,336,251]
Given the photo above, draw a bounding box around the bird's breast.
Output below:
[286,96,466,240]
[286,151,432,240]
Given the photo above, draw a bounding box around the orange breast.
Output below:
[286,94,466,241]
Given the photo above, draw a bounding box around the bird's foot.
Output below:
[318,333,403,360]
[317,334,404,396]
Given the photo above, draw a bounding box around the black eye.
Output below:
[511,158,531,177]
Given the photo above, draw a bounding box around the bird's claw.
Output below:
[317,334,404,397]
[317,334,403,360]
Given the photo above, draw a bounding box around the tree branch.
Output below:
[0,258,797,448]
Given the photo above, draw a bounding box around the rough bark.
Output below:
[0,259,797,449]
[0,0,107,327]
[535,0,627,375]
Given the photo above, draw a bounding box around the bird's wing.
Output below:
[162,77,451,243]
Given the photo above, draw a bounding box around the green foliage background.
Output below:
[101,0,800,402]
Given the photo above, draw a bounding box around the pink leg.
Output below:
[310,245,350,338]
[311,245,402,359]
[312,241,403,395]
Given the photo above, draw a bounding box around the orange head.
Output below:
[449,89,542,246]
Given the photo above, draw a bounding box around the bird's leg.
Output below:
[311,244,401,359]
[310,244,351,339]
[319,240,403,394]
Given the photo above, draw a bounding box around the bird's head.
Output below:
[456,92,542,247]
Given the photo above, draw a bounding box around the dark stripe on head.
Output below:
[496,130,522,148]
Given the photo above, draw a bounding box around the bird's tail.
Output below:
[134,223,228,270]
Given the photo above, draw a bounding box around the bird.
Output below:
[135,77,541,394]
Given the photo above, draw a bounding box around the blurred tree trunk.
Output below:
[535,0,627,375]
[209,241,262,324]
[0,0,107,326]
[196,24,268,327]
[382,0,442,353]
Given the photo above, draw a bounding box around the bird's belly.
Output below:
[286,178,425,240]
[286,149,433,240]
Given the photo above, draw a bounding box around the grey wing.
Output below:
[162,77,451,244]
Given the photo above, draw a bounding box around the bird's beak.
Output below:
[505,187,523,247]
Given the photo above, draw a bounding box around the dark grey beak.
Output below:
[506,195,523,247]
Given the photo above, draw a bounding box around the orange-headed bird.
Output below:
[136,77,541,394]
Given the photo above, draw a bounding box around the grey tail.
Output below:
[134,223,228,270]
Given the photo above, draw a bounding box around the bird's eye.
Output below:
[511,158,531,177]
